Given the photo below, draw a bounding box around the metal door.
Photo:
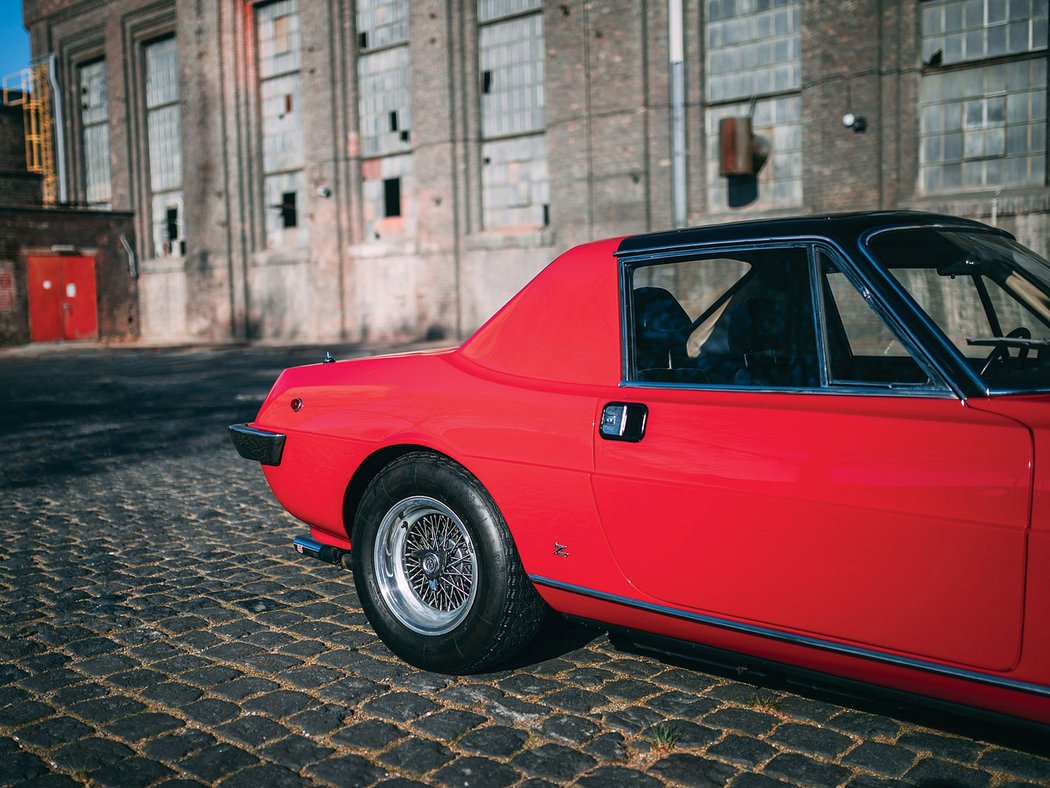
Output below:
[27,256,98,341]
[592,389,1031,672]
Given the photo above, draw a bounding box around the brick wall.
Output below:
[0,104,43,208]
[20,0,1050,346]
[0,207,138,346]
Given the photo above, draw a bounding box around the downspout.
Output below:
[47,52,68,204]
[669,0,686,229]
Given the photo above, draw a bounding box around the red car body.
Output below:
[233,213,1050,724]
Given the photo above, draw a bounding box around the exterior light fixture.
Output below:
[842,112,867,133]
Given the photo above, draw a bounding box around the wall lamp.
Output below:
[841,111,867,133]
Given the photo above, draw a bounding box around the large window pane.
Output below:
[79,60,111,208]
[145,37,183,258]
[258,0,305,248]
[629,248,817,388]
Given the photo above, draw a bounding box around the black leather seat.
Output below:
[698,271,817,387]
[633,287,692,375]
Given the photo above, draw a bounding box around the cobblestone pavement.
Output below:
[1,343,1049,787]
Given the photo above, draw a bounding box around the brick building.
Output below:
[0,94,138,346]
[20,0,1050,344]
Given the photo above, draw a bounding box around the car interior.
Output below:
[632,259,819,388]
[631,256,932,388]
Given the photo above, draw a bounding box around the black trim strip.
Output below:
[530,575,1050,699]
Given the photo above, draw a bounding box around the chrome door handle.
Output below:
[599,402,648,442]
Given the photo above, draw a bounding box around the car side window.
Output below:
[629,247,819,388]
[818,251,931,387]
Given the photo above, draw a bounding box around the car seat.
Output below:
[633,287,692,376]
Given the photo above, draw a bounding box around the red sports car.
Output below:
[232,212,1050,725]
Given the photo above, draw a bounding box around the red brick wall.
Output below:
[0,207,138,346]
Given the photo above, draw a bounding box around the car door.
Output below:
[591,243,1031,672]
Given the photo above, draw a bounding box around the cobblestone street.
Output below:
[1,343,1048,787]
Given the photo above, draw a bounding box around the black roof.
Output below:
[616,211,1002,256]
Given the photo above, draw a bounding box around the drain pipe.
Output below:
[46,53,68,205]
[669,0,686,229]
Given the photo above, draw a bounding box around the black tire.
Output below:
[350,451,546,673]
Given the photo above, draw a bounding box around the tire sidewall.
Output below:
[351,454,516,672]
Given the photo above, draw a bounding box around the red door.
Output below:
[27,256,98,341]
[592,389,1031,672]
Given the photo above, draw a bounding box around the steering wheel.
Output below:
[979,326,1031,376]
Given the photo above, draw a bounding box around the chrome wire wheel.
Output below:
[373,495,479,636]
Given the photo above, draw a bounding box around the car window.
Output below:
[867,228,1050,390]
[629,247,819,388]
[819,251,931,387]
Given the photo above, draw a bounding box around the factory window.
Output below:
[358,0,414,241]
[358,45,411,157]
[357,0,409,50]
[704,0,803,211]
[280,191,297,227]
[79,59,111,208]
[144,36,184,257]
[921,0,1047,66]
[362,156,413,239]
[384,178,401,217]
[479,4,550,230]
[257,0,306,248]
[478,0,542,24]
[920,1,1047,192]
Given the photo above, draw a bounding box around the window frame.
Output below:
[917,0,1048,194]
[255,0,306,251]
[355,0,414,242]
[618,240,955,398]
[813,244,948,393]
[861,224,1050,396]
[77,57,112,209]
[141,33,184,259]
[477,5,550,231]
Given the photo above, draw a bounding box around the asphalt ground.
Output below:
[0,341,1048,787]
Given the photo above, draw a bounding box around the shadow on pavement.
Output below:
[609,630,1050,759]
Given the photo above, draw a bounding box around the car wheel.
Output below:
[351,452,546,673]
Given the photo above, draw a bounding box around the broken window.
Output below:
[258,0,306,248]
[357,0,414,241]
[357,42,411,157]
[919,0,1048,192]
[383,177,401,217]
[479,5,549,230]
[361,155,413,240]
[145,36,184,257]
[357,0,409,50]
[280,191,297,228]
[79,59,111,208]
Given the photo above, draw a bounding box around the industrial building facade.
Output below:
[20,0,1050,344]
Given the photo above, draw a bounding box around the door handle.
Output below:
[599,402,648,442]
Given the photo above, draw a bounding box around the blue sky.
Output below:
[0,0,30,81]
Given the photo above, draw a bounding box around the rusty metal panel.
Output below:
[718,117,754,176]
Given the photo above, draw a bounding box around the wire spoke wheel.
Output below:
[353,453,547,672]
[373,495,479,636]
